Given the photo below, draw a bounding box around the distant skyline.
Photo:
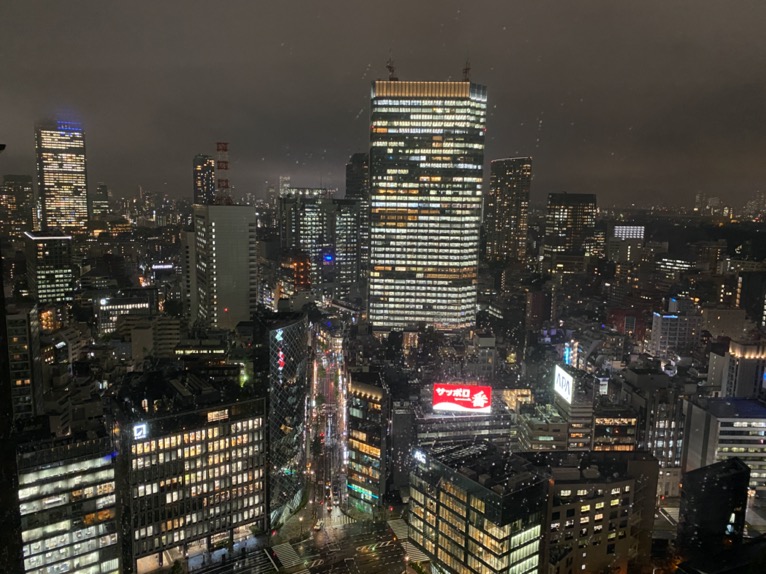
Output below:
[2,1,766,206]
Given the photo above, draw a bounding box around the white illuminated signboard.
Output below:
[554,365,573,404]
[133,423,148,440]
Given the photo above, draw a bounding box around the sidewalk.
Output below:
[270,480,325,546]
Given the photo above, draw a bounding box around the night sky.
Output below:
[2,1,766,207]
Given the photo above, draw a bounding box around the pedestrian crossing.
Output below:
[272,542,302,569]
[401,540,430,564]
[326,513,356,527]
[388,518,409,540]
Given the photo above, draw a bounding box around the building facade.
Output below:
[347,372,388,514]
[113,375,267,573]
[35,120,88,232]
[0,174,34,239]
[25,230,74,305]
[484,157,531,264]
[193,154,216,205]
[544,193,596,258]
[193,204,258,330]
[17,432,121,574]
[368,80,487,332]
[409,443,547,574]
[252,312,309,527]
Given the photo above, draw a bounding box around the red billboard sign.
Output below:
[432,383,492,414]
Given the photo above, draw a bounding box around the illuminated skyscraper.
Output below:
[346,152,370,272]
[24,230,74,305]
[544,192,597,258]
[368,80,487,331]
[0,175,34,238]
[35,120,88,232]
[485,157,531,263]
[193,154,216,205]
[88,182,110,220]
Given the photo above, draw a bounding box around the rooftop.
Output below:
[696,398,766,420]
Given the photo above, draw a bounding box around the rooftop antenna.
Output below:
[386,57,398,81]
[463,59,471,82]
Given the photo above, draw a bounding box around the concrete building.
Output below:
[519,450,658,574]
[111,371,267,573]
[682,398,766,495]
[708,339,766,398]
[649,310,703,357]
[552,365,595,451]
[193,204,258,330]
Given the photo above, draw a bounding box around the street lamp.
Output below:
[299,517,303,537]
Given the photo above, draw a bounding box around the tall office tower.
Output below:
[35,120,88,232]
[180,229,198,323]
[346,152,370,271]
[112,374,266,572]
[16,430,121,574]
[24,230,74,304]
[484,157,532,263]
[409,443,547,574]
[544,192,597,258]
[0,175,34,238]
[193,154,216,205]
[677,458,749,559]
[252,312,309,527]
[279,195,360,300]
[368,80,487,332]
[88,182,111,220]
[333,198,361,301]
[193,204,258,330]
[5,305,42,421]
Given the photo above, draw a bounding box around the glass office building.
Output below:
[17,432,121,574]
[368,80,487,332]
[35,120,88,232]
[253,312,309,527]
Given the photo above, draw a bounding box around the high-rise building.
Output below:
[193,154,216,205]
[485,157,531,263]
[193,204,258,330]
[35,120,88,232]
[368,80,487,332]
[252,311,309,527]
[5,305,42,421]
[24,230,74,305]
[88,182,110,220]
[0,175,34,238]
[16,430,121,574]
[346,152,370,273]
[112,372,266,573]
[409,442,547,574]
[682,397,766,495]
[279,195,360,300]
[544,193,597,258]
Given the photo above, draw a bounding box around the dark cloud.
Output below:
[2,1,766,206]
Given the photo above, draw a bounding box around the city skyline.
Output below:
[2,2,766,206]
